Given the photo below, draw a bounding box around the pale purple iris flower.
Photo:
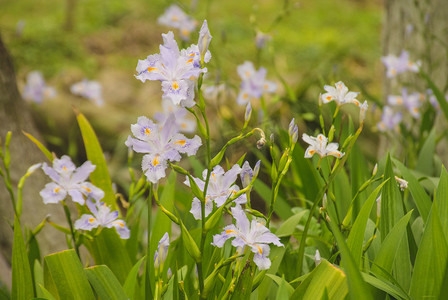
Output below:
[135,31,207,107]
[212,205,283,270]
[184,165,247,220]
[153,98,196,133]
[154,232,170,269]
[125,115,202,183]
[23,71,56,103]
[377,106,402,132]
[381,50,420,78]
[70,79,104,106]
[74,200,130,239]
[321,81,359,105]
[40,155,104,205]
[157,4,198,41]
[387,88,422,118]
[255,31,272,49]
[236,61,276,106]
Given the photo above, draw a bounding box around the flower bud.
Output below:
[372,163,378,176]
[198,20,212,65]
[314,249,322,266]
[360,100,368,123]
[395,176,408,191]
[376,195,381,218]
[244,102,252,124]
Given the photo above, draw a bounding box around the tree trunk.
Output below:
[0,34,67,288]
[382,0,448,96]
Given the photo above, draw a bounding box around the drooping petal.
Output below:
[68,189,85,205]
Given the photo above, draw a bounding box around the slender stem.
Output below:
[145,183,154,300]
[62,201,80,258]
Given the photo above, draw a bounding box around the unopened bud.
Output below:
[360,100,368,123]
[253,160,261,179]
[322,194,327,209]
[167,268,172,279]
[372,163,378,176]
[245,102,252,123]
[314,249,322,266]
[376,195,381,218]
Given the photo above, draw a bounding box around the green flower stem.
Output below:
[297,125,363,276]
[145,183,154,300]
[61,201,80,258]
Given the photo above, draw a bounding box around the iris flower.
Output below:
[126,115,202,183]
[135,31,207,107]
[381,50,420,78]
[153,98,196,133]
[387,88,422,118]
[236,61,276,106]
[212,205,283,270]
[70,79,104,106]
[74,200,130,239]
[157,4,197,41]
[184,165,246,220]
[302,134,344,159]
[40,156,104,205]
[321,81,359,105]
[23,71,56,103]
[377,106,402,132]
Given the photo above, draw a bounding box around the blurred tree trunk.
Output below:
[380,0,448,159]
[382,0,448,97]
[0,34,67,288]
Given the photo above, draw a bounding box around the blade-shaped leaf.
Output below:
[85,265,128,300]
[12,217,34,300]
[346,181,387,267]
[43,249,95,300]
[76,112,116,210]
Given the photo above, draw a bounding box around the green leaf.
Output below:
[361,273,410,300]
[85,228,132,283]
[371,211,413,277]
[76,112,116,210]
[435,166,448,240]
[38,285,56,300]
[327,217,373,300]
[85,265,128,300]
[291,260,348,300]
[12,217,34,300]
[34,260,44,298]
[275,209,307,237]
[416,127,436,175]
[43,249,95,300]
[123,257,145,300]
[266,274,294,297]
[394,159,431,223]
[346,181,387,268]
[23,131,53,162]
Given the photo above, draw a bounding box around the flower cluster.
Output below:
[23,71,56,103]
[135,23,211,108]
[158,4,197,41]
[71,79,104,106]
[212,205,283,270]
[185,164,248,220]
[236,61,276,106]
[126,115,202,183]
[381,50,420,78]
[40,156,129,239]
